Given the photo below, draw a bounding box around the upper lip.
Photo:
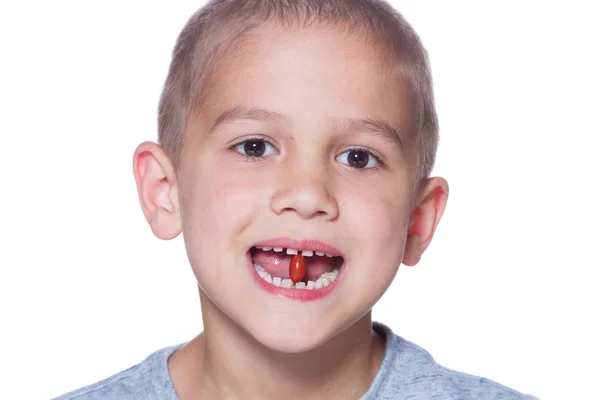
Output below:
[250,237,345,258]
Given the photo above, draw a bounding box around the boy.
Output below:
[56,1,537,399]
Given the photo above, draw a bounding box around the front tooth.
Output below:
[307,281,316,290]
[272,277,282,286]
[286,248,298,255]
[315,251,325,256]
[273,247,284,252]
[281,279,293,288]
[301,250,313,256]
[315,280,323,289]
[295,282,306,289]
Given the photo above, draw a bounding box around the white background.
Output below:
[1,1,598,399]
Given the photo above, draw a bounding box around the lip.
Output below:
[250,237,346,258]
[247,237,346,302]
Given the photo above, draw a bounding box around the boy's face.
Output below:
[135,23,447,352]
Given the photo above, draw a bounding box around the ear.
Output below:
[132,141,182,240]
[402,177,449,266]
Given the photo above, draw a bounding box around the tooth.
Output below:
[295,282,306,289]
[301,250,313,256]
[325,253,334,257]
[272,277,282,286]
[258,270,268,278]
[286,248,298,255]
[261,247,272,251]
[315,280,323,289]
[307,281,316,290]
[323,272,335,281]
[315,251,325,256]
[281,279,293,288]
[253,264,265,271]
[321,277,331,287]
[273,247,284,252]
[264,274,273,283]
[333,269,339,277]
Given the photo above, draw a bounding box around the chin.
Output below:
[245,317,334,354]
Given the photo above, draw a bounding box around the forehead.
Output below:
[195,22,415,143]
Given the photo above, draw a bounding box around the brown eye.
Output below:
[336,148,378,169]
[244,140,266,157]
[233,139,277,158]
[348,150,369,168]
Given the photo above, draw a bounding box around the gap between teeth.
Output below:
[254,264,339,289]
[257,246,335,257]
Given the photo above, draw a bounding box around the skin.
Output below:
[133,22,448,400]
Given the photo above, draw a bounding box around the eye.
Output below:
[336,148,380,169]
[232,139,277,158]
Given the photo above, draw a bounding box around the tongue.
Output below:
[252,249,337,281]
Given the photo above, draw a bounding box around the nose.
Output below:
[270,166,339,221]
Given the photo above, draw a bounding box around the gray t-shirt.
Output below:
[54,323,538,399]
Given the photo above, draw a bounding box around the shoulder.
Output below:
[435,364,539,400]
[52,345,182,400]
[365,322,539,400]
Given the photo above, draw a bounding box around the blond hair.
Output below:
[158,0,438,182]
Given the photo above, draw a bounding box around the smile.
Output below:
[247,238,346,301]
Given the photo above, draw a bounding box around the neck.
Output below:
[168,290,385,400]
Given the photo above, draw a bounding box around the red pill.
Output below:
[289,254,307,283]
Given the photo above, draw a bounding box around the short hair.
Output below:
[158,0,438,182]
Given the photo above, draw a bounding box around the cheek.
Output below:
[338,186,407,308]
[180,171,265,298]
[343,187,407,260]
[184,175,261,247]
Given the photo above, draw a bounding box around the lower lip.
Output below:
[246,251,344,302]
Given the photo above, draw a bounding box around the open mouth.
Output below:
[250,245,344,290]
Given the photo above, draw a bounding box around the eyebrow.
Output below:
[210,106,403,149]
[211,106,289,131]
[334,117,403,149]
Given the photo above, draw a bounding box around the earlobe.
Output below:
[132,141,182,240]
[402,177,449,267]
[402,235,422,266]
